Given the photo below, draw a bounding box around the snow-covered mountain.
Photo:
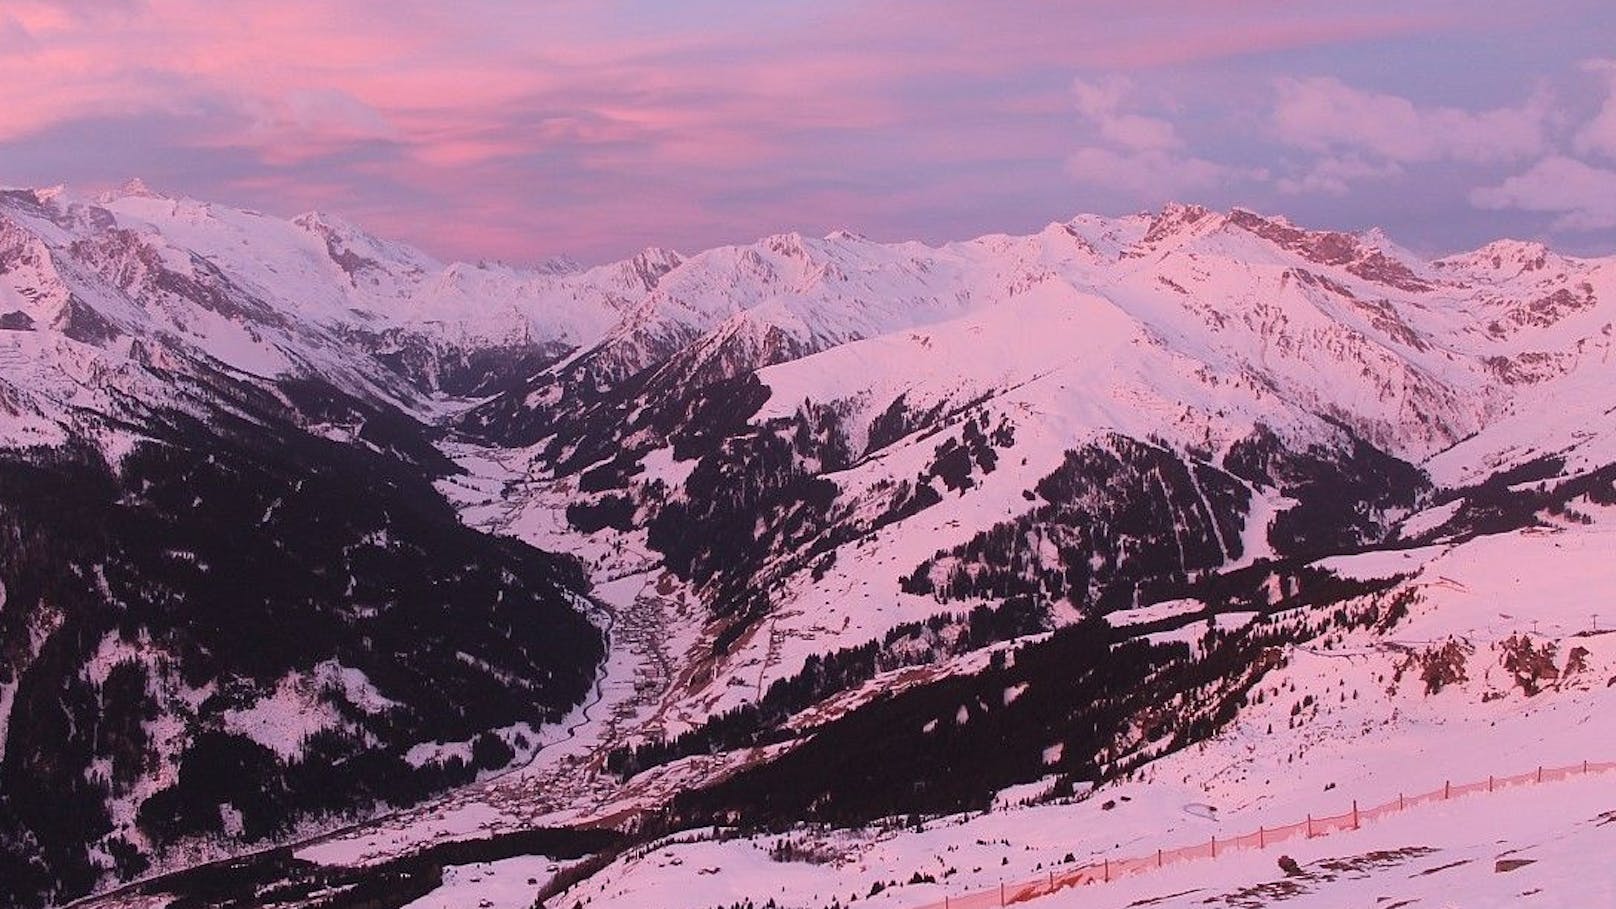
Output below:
[445,199,1614,739]
[2,183,1614,908]
[0,184,612,907]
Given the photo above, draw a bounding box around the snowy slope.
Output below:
[552,766,1616,909]
[416,206,1616,909]
[8,184,1616,909]
[454,202,1615,751]
[0,183,683,419]
[542,509,1616,909]
[7,182,1607,465]
[0,185,613,908]
[88,179,653,356]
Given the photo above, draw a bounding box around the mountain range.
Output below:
[1,181,1613,908]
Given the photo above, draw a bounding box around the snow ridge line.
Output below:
[914,759,1616,909]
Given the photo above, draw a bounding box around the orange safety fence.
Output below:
[913,760,1616,909]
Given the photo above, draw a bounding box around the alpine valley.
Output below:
[2,182,1614,909]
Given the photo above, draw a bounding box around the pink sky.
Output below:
[1,0,1613,261]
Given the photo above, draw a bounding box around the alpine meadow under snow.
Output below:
[0,180,1613,909]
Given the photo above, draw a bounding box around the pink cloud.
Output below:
[1072,77,1182,151]
[1273,76,1549,165]
[1275,156,1405,196]
[226,172,364,211]
[819,2,1447,74]
[1064,73,1264,201]
[1575,59,1616,161]
[1470,155,1616,230]
[1065,146,1241,199]
[0,1,1445,153]
[4,0,1605,262]
[203,89,400,166]
[1076,12,1451,70]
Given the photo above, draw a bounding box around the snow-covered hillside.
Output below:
[447,198,1616,756]
[4,182,1615,909]
[0,184,612,908]
[540,511,1616,909]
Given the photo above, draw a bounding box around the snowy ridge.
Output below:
[4,182,1612,457]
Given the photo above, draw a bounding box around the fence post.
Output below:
[999,881,1005,907]
[1306,815,1313,838]
[1399,792,1405,811]
[1104,858,1110,883]
[1352,800,1359,830]
[1444,780,1450,800]
[1584,760,1589,775]
[1211,835,1217,858]
[1049,870,1054,890]
[1537,766,1543,784]
[1157,848,1163,868]
[1259,826,1265,848]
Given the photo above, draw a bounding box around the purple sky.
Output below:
[2,0,1614,263]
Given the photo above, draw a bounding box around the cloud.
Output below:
[0,12,38,53]
[1273,76,1549,165]
[215,89,400,166]
[1470,155,1616,230]
[1275,155,1405,196]
[1065,76,1253,199]
[1065,146,1236,198]
[1071,77,1182,151]
[1575,58,1616,160]
[871,4,1445,72]
[0,0,1603,261]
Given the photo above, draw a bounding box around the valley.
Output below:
[0,183,1613,908]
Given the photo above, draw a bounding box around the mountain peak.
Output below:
[1223,208,1433,291]
[632,246,682,268]
[1449,238,1553,270]
[1161,201,1213,220]
[292,209,363,237]
[619,247,682,289]
[535,254,585,275]
[761,231,814,259]
[1141,202,1221,245]
[98,177,169,203]
[1357,226,1394,247]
